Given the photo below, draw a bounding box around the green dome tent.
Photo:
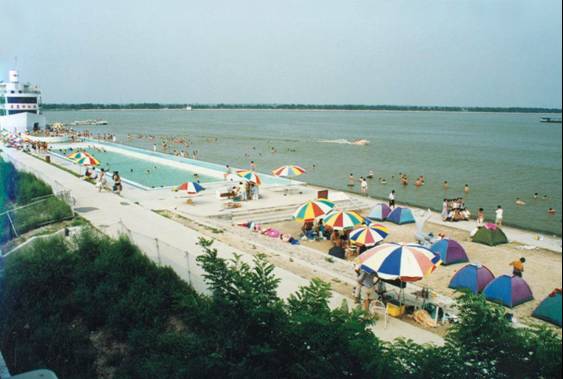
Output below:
[532,289,562,327]
[472,224,508,246]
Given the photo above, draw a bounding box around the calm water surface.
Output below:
[46,110,562,235]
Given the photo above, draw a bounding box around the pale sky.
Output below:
[1,0,561,107]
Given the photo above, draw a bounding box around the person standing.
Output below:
[388,190,396,208]
[495,205,504,226]
[360,177,368,195]
[510,257,525,277]
[112,171,122,195]
[348,173,355,187]
[477,208,485,226]
[441,199,449,221]
[250,160,256,171]
[464,184,470,194]
[224,165,233,180]
[96,169,107,192]
[356,269,377,311]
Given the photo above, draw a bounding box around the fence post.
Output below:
[155,238,162,265]
[6,212,19,238]
[184,251,192,286]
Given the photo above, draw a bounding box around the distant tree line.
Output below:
[1,233,561,378]
[42,103,562,113]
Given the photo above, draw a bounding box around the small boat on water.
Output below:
[352,139,370,145]
[540,117,562,124]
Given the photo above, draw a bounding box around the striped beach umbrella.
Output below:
[349,224,389,246]
[272,165,306,177]
[358,243,440,282]
[67,151,100,166]
[176,181,205,195]
[323,210,364,230]
[293,199,335,222]
[236,169,262,185]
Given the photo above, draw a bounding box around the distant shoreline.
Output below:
[42,104,563,114]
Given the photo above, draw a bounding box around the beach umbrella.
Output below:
[272,165,306,177]
[236,169,262,185]
[323,210,364,230]
[358,243,440,282]
[67,151,100,166]
[293,199,335,222]
[176,181,205,195]
[349,224,389,246]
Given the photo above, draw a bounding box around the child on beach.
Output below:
[510,257,526,277]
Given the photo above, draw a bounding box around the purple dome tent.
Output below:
[368,203,392,221]
[448,263,495,294]
[431,239,469,265]
[483,274,534,308]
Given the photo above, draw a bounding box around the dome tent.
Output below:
[431,239,469,265]
[472,224,508,246]
[387,207,415,225]
[448,263,495,294]
[483,275,533,308]
[368,203,392,221]
[532,289,562,327]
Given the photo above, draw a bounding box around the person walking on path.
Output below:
[510,257,526,277]
[495,205,504,226]
[388,190,396,208]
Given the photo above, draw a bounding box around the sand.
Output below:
[267,216,562,329]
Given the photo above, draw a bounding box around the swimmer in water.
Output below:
[515,198,526,206]
[548,208,557,215]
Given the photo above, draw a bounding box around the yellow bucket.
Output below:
[386,303,406,318]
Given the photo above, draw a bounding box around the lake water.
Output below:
[46,110,562,235]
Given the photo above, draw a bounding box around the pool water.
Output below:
[79,148,217,188]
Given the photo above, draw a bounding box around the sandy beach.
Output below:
[266,216,562,328]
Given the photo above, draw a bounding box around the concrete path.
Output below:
[2,146,444,346]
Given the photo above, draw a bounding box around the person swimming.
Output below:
[515,198,526,206]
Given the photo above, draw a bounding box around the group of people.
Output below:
[441,198,471,222]
[84,167,122,195]
[226,181,259,201]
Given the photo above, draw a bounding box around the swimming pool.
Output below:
[53,140,295,189]
[82,148,216,188]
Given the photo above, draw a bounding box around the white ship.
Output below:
[0,70,47,134]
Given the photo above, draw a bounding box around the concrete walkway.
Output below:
[2,147,444,345]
